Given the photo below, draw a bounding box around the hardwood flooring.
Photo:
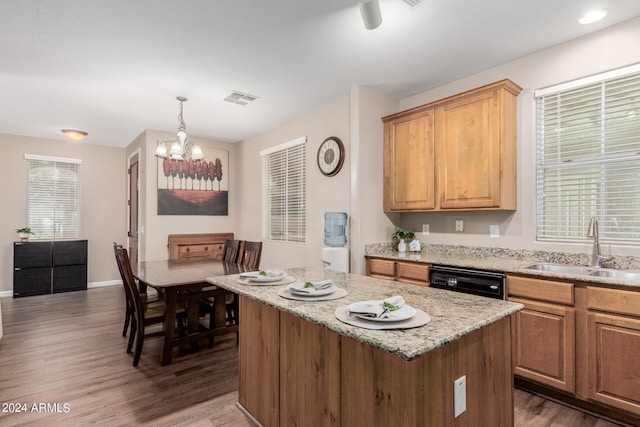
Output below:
[0,286,623,426]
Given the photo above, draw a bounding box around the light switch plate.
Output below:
[455,220,464,232]
[490,225,500,238]
[422,224,429,235]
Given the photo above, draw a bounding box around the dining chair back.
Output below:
[222,239,242,263]
[113,242,135,337]
[239,240,263,270]
[114,245,175,367]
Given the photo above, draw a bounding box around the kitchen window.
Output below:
[535,64,640,243]
[25,154,82,239]
[261,137,306,243]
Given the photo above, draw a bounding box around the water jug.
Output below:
[324,212,347,247]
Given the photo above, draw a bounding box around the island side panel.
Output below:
[279,312,341,427]
[341,335,445,426]
[239,296,280,427]
[341,316,514,427]
[443,315,514,427]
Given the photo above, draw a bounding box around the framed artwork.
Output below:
[157,146,229,215]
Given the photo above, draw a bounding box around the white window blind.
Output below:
[535,65,640,242]
[25,154,82,239]
[261,137,306,243]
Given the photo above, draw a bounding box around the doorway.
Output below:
[128,154,139,262]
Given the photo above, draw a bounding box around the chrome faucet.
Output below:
[587,216,611,267]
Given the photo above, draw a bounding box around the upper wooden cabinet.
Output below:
[383,79,522,212]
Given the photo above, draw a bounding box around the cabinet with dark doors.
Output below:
[13,240,87,297]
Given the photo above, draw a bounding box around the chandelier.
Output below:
[154,96,204,161]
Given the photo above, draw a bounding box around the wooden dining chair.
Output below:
[239,240,263,270]
[222,239,242,264]
[114,245,185,367]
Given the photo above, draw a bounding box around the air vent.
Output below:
[403,0,425,7]
[224,91,259,106]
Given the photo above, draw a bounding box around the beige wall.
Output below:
[236,97,351,270]
[0,134,127,294]
[393,17,640,258]
[125,130,238,261]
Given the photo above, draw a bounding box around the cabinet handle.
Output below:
[186,247,190,252]
[205,246,208,251]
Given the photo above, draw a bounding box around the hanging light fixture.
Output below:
[155,96,205,161]
[359,0,383,30]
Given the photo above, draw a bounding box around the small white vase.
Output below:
[397,239,407,253]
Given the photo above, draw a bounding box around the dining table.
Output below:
[131,258,250,365]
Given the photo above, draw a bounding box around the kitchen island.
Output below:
[206,267,523,427]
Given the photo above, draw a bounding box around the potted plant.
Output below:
[391,227,414,252]
[16,227,35,241]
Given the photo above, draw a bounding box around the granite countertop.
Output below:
[206,266,523,361]
[365,243,640,290]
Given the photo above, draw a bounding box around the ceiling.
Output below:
[2,0,640,148]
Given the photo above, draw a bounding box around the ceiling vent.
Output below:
[224,90,258,106]
[403,0,426,7]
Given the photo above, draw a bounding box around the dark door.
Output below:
[128,156,139,262]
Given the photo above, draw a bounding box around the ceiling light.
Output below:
[359,0,383,30]
[579,9,608,24]
[61,129,88,140]
[154,96,205,161]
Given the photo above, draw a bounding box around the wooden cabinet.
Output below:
[365,257,430,286]
[585,286,640,415]
[167,233,234,261]
[13,240,88,297]
[507,275,576,394]
[383,79,521,212]
[383,109,435,211]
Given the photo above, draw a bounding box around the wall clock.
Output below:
[317,136,345,177]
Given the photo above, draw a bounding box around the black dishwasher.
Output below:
[429,265,505,300]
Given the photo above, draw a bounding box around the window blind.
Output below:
[25,154,82,239]
[535,66,640,242]
[261,137,307,243]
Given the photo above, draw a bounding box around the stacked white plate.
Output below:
[335,296,431,329]
[237,269,295,286]
[278,280,348,301]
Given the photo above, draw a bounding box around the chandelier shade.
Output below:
[155,96,204,161]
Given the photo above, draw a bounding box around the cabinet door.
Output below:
[587,312,640,415]
[436,90,503,209]
[53,265,87,293]
[383,110,435,211]
[13,267,52,297]
[53,240,87,265]
[509,297,576,394]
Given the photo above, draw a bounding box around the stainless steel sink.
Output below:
[524,263,594,275]
[589,269,640,281]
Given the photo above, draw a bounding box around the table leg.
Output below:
[161,289,177,366]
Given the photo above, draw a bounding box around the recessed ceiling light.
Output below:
[579,9,608,24]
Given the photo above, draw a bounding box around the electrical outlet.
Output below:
[490,225,500,238]
[422,224,430,235]
[454,375,467,418]
[455,219,464,232]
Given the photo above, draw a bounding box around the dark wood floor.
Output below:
[0,286,622,426]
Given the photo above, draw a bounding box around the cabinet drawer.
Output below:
[178,243,223,259]
[396,262,429,284]
[587,286,640,317]
[507,275,574,305]
[367,258,395,277]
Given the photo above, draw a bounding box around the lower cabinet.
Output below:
[365,256,430,286]
[586,286,640,415]
[507,276,575,394]
[507,275,640,424]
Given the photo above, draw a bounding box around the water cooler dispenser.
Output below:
[322,212,349,273]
